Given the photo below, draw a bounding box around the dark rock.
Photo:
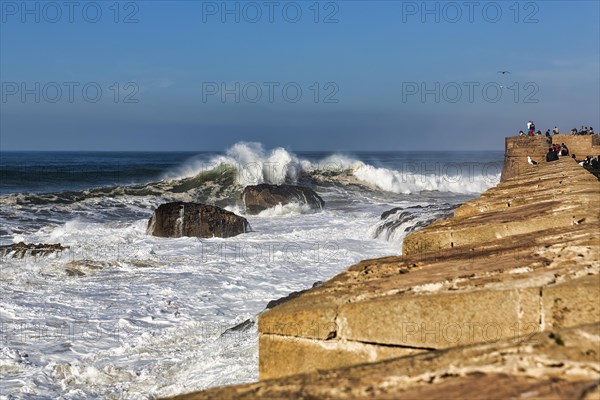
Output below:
[242,184,324,214]
[147,202,249,238]
[374,205,458,241]
[65,268,86,277]
[381,205,422,220]
[65,260,104,270]
[266,291,305,310]
[221,318,255,337]
[265,281,324,310]
[0,242,68,259]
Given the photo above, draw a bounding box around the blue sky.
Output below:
[1,0,599,151]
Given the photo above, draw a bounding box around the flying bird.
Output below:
[497,71,511,74]
[527,156,538,165]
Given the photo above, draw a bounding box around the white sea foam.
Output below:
[307,153,363,171]
[255,202,313,217]
[352,163,499,194]
[1,200,401,398]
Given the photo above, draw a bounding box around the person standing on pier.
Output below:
[527,120,535,136]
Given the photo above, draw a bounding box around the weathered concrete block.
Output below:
[339,288,539,349]
[543,274,600,330]
[258,334,420,380]
[259,293,339,340]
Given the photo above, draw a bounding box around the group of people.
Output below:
[518,121,595,137]
[545,143,569,162]
[580,155,600,169]
[570,126,595,135]
[519,121,561,137]
[516,120,598,168]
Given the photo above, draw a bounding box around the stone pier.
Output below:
[165,156,600,400]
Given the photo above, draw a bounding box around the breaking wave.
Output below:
[169,142,500,195]
[0,142,500,207]
[169,142,304,186]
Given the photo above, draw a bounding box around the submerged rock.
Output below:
[65,268,86,277]
[63,260,107,276]
[147,202,249,238]
[242,184,324,214]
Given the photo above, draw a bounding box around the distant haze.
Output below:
[1,1,598,151]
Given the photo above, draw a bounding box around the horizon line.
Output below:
[0,149,504,153]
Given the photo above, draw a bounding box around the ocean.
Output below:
[0,143,503,399]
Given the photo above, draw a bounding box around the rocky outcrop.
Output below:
[163,157,600,399]
[242,184,324,214]
[147,202,249,238]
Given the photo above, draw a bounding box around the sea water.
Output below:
[0,143,502,399]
